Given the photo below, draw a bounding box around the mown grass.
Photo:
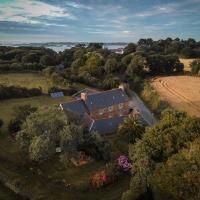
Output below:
[0,95,73,127]
[0,73,52,94]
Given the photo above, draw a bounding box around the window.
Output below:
[118,103,124,109]
[108,106,113,112]
[99,109,104,115]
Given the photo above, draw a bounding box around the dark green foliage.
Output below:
[190,59,200,75]
[146,54,182,75]
[0,85,42,100]
[80,132,112,161]
[123,43,137,55]
[123,109,200,200]
[0,46,56,71]
[117,116,145,144]
[8,104,37,133]
[0,118,3,128]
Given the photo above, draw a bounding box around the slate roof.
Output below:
[60,100,88,117]
[85,89,129,112]
[89,116,125,134]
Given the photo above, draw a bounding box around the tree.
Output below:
[123,43,137,55]
[29,135,55,162]
[104,58,118,73]
[103,75,121,89]
[40,55,55,66]
[118,116,145,143]
[123,109,200,200]
[190,59,200,75]
[22,53,40,63]
[17,106,83,162]
[126,55,146,77]
[8,105,37,133]
[88,43,103,49]
[152,137,200,200]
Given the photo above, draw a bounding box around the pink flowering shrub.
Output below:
[117,155,132,172]
[91,170,108,188]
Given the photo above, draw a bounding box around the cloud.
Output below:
[0,0,76,24]
[65,2,92,10]
[136,4,177,17]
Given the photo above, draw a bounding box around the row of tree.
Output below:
[0,85,42,100]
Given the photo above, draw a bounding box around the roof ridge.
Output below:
[86,88,122,97]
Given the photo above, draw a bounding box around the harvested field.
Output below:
[151,76,200,117]
[179,58,195,72]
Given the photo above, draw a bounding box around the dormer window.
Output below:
[118,103,124,109]
[108,106,113,112]
[99,109,104,115]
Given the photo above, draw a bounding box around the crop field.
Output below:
[179,58,195,72]
[151,76,200,117]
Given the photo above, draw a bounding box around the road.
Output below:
[130,91,157,126]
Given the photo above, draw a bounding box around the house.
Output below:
[60,85,136,134]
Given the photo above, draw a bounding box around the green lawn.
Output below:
[0,73,93,94]
[0,73,52,93]
[0,95,73,127]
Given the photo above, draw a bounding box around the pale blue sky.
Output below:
[0,0,200,43]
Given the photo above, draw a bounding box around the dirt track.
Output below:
[151,76,200,117]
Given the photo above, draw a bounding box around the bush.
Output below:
[0,119,3,128]
[141,82,169,118]
[190,59,200,75]
[0,85,42,100]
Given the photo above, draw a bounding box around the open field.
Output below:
[151,76,200,117]
[0,95,73,127]
[0,73,52,93]
[179,58,195,72]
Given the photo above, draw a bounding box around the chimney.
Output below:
[81,92,88,101]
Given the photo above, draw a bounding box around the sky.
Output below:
[0,0,200,43]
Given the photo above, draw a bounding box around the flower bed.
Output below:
[91,155,132,189]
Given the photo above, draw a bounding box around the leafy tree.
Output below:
[8,104,37,133]
[123,109,200,200]
[17,106,83,162]
[126,55,146,77]
[40,55,55,66]
[104,58,118,73]
[123,43,136,55]
[190,59,200,75]
[22,53,40,63]
[29,135,55,162]
[88,43,103,49]
[118,116,145,144]
[152,137,200,200]
[103,75,121,89]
